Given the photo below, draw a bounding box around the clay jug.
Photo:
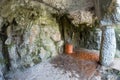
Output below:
[65,43,73,54]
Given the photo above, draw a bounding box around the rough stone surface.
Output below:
[0,39,3,62]
[5,54,120,80]
[0,0,63,70]
[0,39,5,80]
[100,66,120,80]
[69,10,93,26]
[43,0,93,10]
[100,27,116,66]
[114,26,120,58]
[5,62,78,80]
[78,28,102,50]
[0,17,3,31]
[40,0,95,26]
[115,26,120,50]
[5,59,79,80]
[66,26,102,50]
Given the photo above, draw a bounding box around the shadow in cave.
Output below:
[0,21,11,71]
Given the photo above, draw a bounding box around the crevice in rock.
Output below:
[55,14,75,52]
[0,21,11,71]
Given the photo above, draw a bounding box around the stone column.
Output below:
[100,26,116,66]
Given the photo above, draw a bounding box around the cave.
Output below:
[0,0,120,80]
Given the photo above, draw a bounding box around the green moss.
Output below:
[23,64,31,68]
[32,57,41,64]
[7,42,15,48]
[0,0,58,28]
[0,0,61,64]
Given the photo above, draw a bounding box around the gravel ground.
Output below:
[5,60,79,80]
[5,54,120,80]
[5,54,98,80]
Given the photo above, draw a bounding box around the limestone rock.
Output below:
[0,39,3,59]
[42,0,95,25]
[0,39,5,80]
[71,27,102,50]
[43,0,93,11]
[0,0,63,70]
[69,10,93,25]
[39,47,51,61]
[56,40,64,54]
[91,75,101,80]
[100,27,116,66]
[115,27,120,50]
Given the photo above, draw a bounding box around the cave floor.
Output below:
[6,51,120,80]
[6,54,100,80]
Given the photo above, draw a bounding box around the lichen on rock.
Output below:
[0,0,63,70]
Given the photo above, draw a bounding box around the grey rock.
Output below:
[0,0,63,70]
[71,27,102,50]
[117,77,120,80]
[107,74,117,80]
[7,44,19,70]
[91,76,101,80]
[0,39,3,58]
[39,47,50,61]
[0,39,5,80]
[100,27,116,66]
[0,17,3,31]
[42,0,94,25]
[56,40,64,54]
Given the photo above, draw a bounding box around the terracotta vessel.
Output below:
[65,43,73,54]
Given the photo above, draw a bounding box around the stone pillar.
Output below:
[100,26,116,66]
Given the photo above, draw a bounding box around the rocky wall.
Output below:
[0,38,5,80]
[0,0,64,71]
[115,26,120,58]
[0,0,101,72]
[36,0,96,26]
[57,15,102,50]
[115,26,120,50]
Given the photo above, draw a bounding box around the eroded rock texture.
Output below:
[100,27,116,66]
[35,0,96,26]
[0,0,64,71]
[0,39,5,80]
